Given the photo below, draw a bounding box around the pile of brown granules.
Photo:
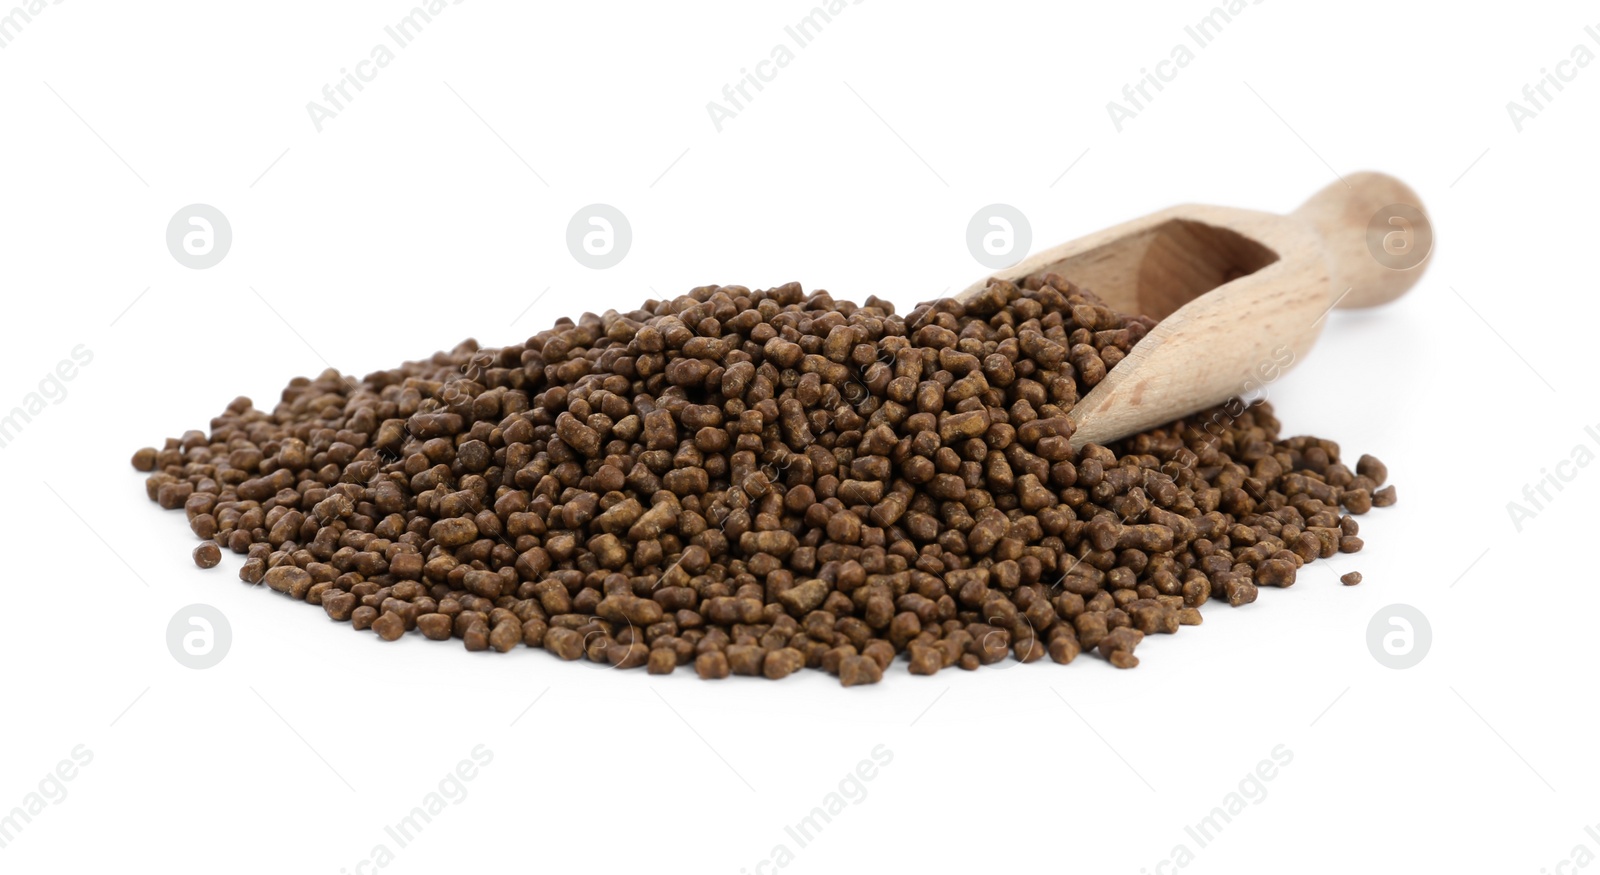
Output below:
[131,274,1394,685]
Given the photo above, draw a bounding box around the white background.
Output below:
[2,1,1595,872]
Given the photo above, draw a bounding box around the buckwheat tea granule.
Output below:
[132,274,1393,684]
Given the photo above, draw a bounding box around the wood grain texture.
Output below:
[956,172,1430,448]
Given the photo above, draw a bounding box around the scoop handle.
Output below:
[1291,171,1433,309]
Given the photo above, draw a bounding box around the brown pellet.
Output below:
[192,542,221,569]
[907,642,943,675]
[1256,559,1297,588]
[839,655,884,687]
[489,618,522,653]
[263,566,313,600]
[1340,571,1363,586]
[727,644,765,677]
[695,651,731,680]
[647,647,677,675]
[372,611,406,642]
[544,627,584,661]
[1047,636,1080,664]
[1356,454,1388,486]
[131,272,1396,683]
[763,647,806,680]
[417,613,453,640]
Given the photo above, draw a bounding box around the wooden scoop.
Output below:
[956,171,1431,448]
